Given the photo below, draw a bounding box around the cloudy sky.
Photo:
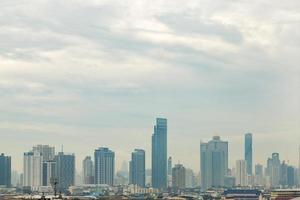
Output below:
[0,0,300,173]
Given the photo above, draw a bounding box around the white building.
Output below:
[23,151,43,190]
[235,160,247,186]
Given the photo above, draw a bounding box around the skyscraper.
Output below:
[33,145,55,161]
[152,118,167,190]
[185,168,195,188]
[168,156,173,187]
[235,160,247,186]
[129,149,145,187]
[245,133,252,175]
[172,164,186,189]
[23,151,43,190]
[42,160,56,186]
[94,147,115,186]
[55,152,75,192]
[267,153,280,187]
[254,164,263,186]
[200,136,228,190]
[0,153,11,187]
[287,166,295,187]
[82,156,94,184]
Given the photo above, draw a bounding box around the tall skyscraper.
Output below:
[42,160,56,186]
[200,136,228,190]
[185,168,196,188]
[129,149,145,187]
[172,164,186,189]
[152,118,167,190]
[33,145,55,161]
[82,156,94,184]
[94,147,115,186]
[0,153,11,187]
[55,152,75,192]
[245,133,252,175]
[235,160,247,186]
[23,151,43,190]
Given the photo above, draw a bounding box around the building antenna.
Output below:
[61,145,64,153]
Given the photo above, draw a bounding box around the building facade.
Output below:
[23,151,43,190]
[200,136,228,190]
[0,153,11,187]
[94,147,115,186]
[152,118,168,190]
[245,133,253,175]
[82,156,94,184]
[55,152,75,192]
[236,160,247,186]
[172,164,185,189]
[129,149,145,187]
[33,145,55,161]
[42,160,56,186]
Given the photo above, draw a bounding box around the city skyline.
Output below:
[0,0,300,175]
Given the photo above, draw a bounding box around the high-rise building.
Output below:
[168,156,173,187]
[152,118,167,190]
[254,164,263,186]
[23,151,43,190]
[235,160,247,186]
[172,164,185,189]
[245,133,252,175]
[42,160,56,186]
[287,166,295,187]
[185,168,195,188]
[33,145,55,161]
[280,161,288,187]
[200,136,228,190]
[0,153,11,187]
[267,153,281,187]
[82,156,94,184]
[129,149,145,187]
[94,147,115,186]
[55,152,75,192]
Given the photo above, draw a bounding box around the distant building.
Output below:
[268,153,281,187]
[129,149,145,187]
[94,147,115,186]
[55,152,75,192]
[287,166,295,188]
[172,164,185,189]
[185,168,195,188]
[200,136,228,190]
[254,164,263,186]
[82,156,94,184]
[168,156,172,187]
[245,133,253,175]
[236,160,247,186]
[0,153,11,187]
[23,151,43,190]
[33,145,55,161]
[152,118,168,190]
[224,176,236,188]
[280,161,288,187]
[42,160,56,186]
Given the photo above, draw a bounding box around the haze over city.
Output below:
[0,0,300,174]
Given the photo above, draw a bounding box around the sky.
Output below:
[0,0,300,173]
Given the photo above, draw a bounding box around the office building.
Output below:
[266,153,281,187]
[83,156,94,184]
[55,152,75,192]
[33,145,55,161]
[245,133,253,175]
[94,147,115,186]
[168,156,172,187]
[129,149,145,187]
[185,168,195,188]
[0,153,11,187]
[200,136,228,190]
[152,118,167,189]
[42,160,56,186]
[23,151,43,190]
[235,160,247,186]
[172,164,185,189]
[254,164,263,186]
